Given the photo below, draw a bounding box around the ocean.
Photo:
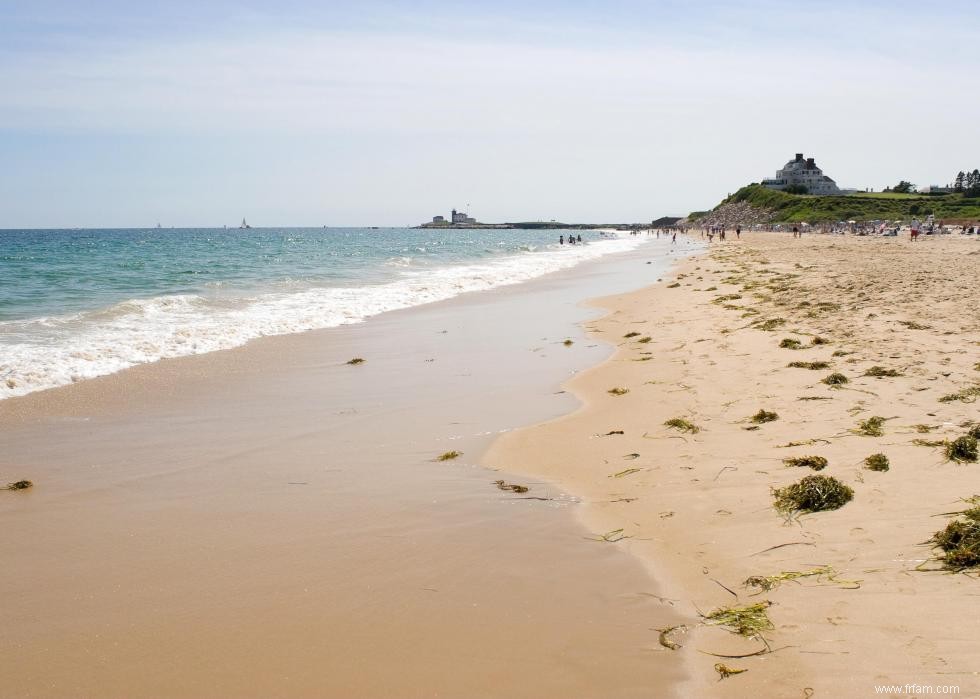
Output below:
[0,227,647,399]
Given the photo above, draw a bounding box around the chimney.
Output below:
[806,157,815,168]
[795,153,803,161]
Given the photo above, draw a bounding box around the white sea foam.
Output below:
[0,235,647,399]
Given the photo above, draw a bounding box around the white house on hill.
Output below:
[762,153,841,195]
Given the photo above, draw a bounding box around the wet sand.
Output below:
[487,231,980,697]
[0,237,697,698]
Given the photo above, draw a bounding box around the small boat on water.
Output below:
[240,218,251,229]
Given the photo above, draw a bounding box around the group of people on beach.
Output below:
[558,234,583,245]
[699,225,740,242]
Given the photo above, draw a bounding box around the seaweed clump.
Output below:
[755,318,786,331]
[933,501,980,570]
[664,417,700,434]
[939,386,980,403]
[4,480,33,491]
[864,453,890,471]
[773,474,854,513]
[494,480,529,494]
[703,601,773,638]
[437,450,462,461]
[714,664,747,680]
[945,436,978,463]
[788,361,831,370]
[822,372,849,386]
[779,338,802,349]
[783,455,828,471]
[856,415,886,437]
[864,366,902,378]
[608,387,629,396]
[346,357,366,365]
[751,409,779,424]
[744,565,839,591]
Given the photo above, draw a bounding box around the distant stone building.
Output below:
[762,153,841,195]
[432,215,446,223]
[451,209,476,224]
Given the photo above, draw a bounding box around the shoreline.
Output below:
[485,231,980,696]
[0,230,645,402]
[0,235,696,698]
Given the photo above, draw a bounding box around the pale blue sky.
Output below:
[1,0,978,227]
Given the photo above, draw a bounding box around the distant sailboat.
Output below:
[240,218,251,229]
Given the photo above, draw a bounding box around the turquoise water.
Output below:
[0,227,645,398]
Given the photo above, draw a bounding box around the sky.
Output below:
[1,0,978,228]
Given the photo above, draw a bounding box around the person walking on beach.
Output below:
[559,235,564,245]
[792,225,799,238]
[736,226,741,239]
[671,231,676,244]
[576,234,582,244]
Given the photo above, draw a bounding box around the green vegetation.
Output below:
[856,415,886,437]
[706,184,980,223]
[773,474,854,513]
[744,565,854,591]
[755,318,786,331]
[664,417,700,433]
[864,453,890,472]
[494,479,529,494]
[703,601,773,638]
[822,372,849,386]
[912,438,946,448]
[788,361,831,370]
[946,436,978,463]
[864,366,902,378]
[939,385,980,403]
[715,664,748,680]
[933,499,980,570]
[783,455,828,471]
[751,409,779,424]
[437,450,462,461]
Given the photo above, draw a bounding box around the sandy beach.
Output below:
[487,231,980,697]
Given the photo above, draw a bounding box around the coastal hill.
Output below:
[690,183,980,225]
